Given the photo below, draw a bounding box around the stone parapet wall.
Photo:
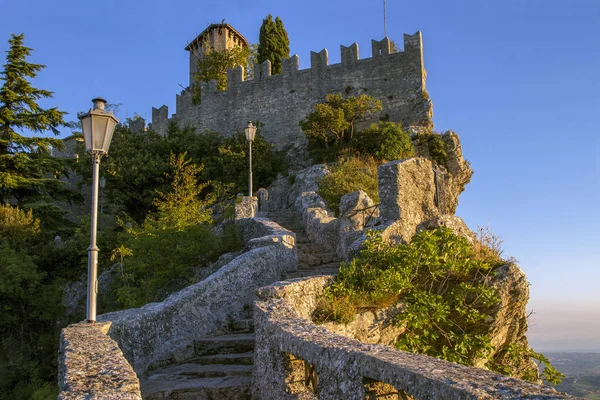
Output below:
[97,218,297,374]
[252,277,576,400]
[145,32,431,150]
[58,322,142,400]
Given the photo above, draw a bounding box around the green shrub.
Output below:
[109,154,241,309]
[299,93,382,150]
[350,122,414,161]
[0,204,40,249]
[312,291,356,324]
[317,155,379,214]
[416,132,449,166]
[313,228,563,384]
[112,223,227,308]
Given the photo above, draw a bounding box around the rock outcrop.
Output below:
[336,190,379,257]
[262,131,536,385]
[267,164,330,211]
[321,303,405,346]
[485,263,539,380]
[378,157,438,241]
[412,131,473,215]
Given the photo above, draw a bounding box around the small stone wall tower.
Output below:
[185,23,250,86]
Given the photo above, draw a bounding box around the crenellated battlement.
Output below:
[141,31,432,153]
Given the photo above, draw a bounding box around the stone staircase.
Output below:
[140,314,255,400]
[140,211,340,399]
[267,211,342,279]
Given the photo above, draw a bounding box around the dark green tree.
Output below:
[0,204,65,399]
[257,14,290,75]
[0,33,70,206]
[74,121,287,224]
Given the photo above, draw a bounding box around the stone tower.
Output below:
[185,23,249,86]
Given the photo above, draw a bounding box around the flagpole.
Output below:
[383,0,387,37]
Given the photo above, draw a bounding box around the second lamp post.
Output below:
[245,122,256,196]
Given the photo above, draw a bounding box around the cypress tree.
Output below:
[0,33,69,205]
[257,14,290,75]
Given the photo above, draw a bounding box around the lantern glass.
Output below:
[81,115,93,152]
[79,98,119,154]
[245,122,256,142]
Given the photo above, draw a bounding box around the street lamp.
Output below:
[244,122,256,197]
[79,98,118,323]
[99,177,106,232]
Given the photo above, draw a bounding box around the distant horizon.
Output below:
[527,302,600,353]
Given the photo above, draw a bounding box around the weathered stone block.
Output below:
[378,157,437,242]
[58,322,141,400]
[235,195,257,219]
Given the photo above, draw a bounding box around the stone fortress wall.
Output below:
[142,32,433,150]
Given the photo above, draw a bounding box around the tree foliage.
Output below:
[201,126,287,196]
[152,153,213,230]
[299,93,382,149]
[314,228,564,385]
[0,204,64,399]
[191,44,254,104]
[257,14,290,75]
[80,122,286,224]
[350,122,414,161]
[109,153,237,309]
[0,33,71,205]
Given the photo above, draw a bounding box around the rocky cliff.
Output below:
[266,130,540,383]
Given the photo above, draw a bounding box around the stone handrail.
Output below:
[96,217,296,374]
[57,322,141,400]
[252,276,575,400]
[58,217,298,398]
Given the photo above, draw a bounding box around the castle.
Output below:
[132,23,433,151]
[57,25,577,400]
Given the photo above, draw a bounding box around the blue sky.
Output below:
[1,0,599,351]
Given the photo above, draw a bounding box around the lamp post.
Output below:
[244,122,256,197]
[79,98,118,323]
[99,177,106,231]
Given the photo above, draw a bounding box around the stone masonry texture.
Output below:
[253,277,579,400]
[146,32,432,151]
[97,217,297,374]
[57,322,142,400]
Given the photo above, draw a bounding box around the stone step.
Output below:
[276,224,305,232]
[295,265,340,273]
[284,270,338,279]
[145,363,252,379]
[194,333,255,357]
[184,352,254,366]
[141,374,251,400]
[298,252,340,262]
[231,318,254,333]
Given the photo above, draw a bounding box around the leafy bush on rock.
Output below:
[350,122,414,162]
[317,155,379,215]
[313,228,563,384]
